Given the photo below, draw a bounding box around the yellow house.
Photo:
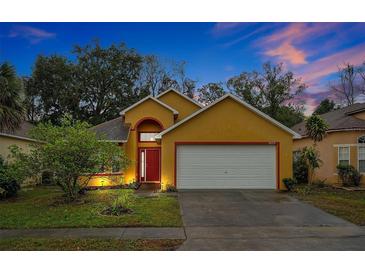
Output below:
[0,121,37,160]
[292,103,365,185]
[90,88,300,190]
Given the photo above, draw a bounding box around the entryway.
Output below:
[138,148,161,183]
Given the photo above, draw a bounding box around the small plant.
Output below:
[101,190,134,216]
[166,185,177,192]
[337,164,362,187]
[125,181,141,190]
[282,178,296,191]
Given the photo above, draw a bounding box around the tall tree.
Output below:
[313,99,336,115]
[25,55,77,125]
[275,105,305,128]
[139,55,167,97]
[0,62,24,131]
[74,41,146,125]
[197,83,226,105]
[330,63,362,106]
[227,62,306,126]
[172,61,197,98]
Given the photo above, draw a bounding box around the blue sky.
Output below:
[1,22,365,112]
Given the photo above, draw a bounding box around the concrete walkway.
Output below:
[0,227,186,240]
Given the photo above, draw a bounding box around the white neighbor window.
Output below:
[358,136,365,173]
[338,146,350,166]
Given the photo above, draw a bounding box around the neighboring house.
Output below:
[88,88,300,190]
[292,103,365,185]
[0,121,37,160]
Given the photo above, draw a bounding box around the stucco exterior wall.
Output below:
[0,135,35,161]
[123,98,175,183]
[160,97,294,190]
[293,130,365,184]
[158,91,201,121]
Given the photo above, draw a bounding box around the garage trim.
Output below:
[174,141,280,190]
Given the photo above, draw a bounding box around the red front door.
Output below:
[139,148,160,182]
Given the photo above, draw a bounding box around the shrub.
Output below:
[282,178,296,191]
[166,185,177,192]
[293,150,308,184]
[101,191,134,216]
[0,157,20,199]
[337,164,362,187]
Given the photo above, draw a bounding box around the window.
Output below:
[358,136,365,173]
[338,146,350,166]
[139,132,159,142]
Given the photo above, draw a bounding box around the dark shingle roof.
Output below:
[0,121,35,140]
[292,103,365,136]
[91,117,131,142]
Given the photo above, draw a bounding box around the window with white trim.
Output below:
[139,132,159,142]
[338,146,350,166]
[358,136,365,173]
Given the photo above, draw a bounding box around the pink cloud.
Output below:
[265,42,308,65]
[9,25,56,44]
[260,23,340,66]
[298,43,365,84]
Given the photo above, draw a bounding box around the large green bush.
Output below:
[337,164,362,187]
[0,157,20,199]
[9,117,130,202]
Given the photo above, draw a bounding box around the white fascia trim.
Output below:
[156,88,203,108]
[120,95,179,115]
[156,93,301,139]
[0,132,41,143]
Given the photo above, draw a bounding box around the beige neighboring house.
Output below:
[0,121,37,161]
[292,103,365,185]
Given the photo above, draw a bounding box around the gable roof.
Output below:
[120,95,179,115]
[90,117,131,142]
[156,93,301,139]
[0,121,39,142]
[292,103,365,136]
[156,88,203,108]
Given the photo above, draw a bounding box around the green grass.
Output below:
[0,238,184,251]
[292,185,365,225]
[0,186,182,229]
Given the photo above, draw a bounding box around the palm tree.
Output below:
[0,62,24,132]
[303,114,329,184]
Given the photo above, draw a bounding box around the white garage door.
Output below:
[176,144,276,189]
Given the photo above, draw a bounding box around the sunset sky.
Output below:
[1,22,365,113]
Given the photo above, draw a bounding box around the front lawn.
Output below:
[0,238,183,251]
[0,186,182,229]
[292,185,365,225]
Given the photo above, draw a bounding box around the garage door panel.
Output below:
[176,144,276,189]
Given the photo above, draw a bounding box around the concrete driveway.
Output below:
[178,190,365,250]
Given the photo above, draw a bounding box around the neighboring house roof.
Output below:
[0,121,38,142]
[120,96,179,115]
[156,93,301,139]
[292,103,365,136]
[90,117,131,142]
[156,88,204,108]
